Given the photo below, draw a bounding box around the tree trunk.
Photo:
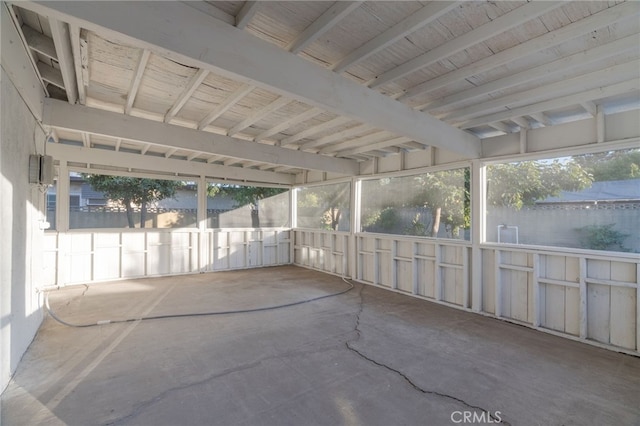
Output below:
[431,207,442,238]
[124,198,135,228]
[140,201,147,228]
[251,208,260,228]
[331,208,341,231]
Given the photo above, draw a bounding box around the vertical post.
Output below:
[579,257,588,339]
[56,160,70,232]
[350,178,361,280]
[462,247,469,309]
[532,253,540,327]
[197,175,207,271]
[412,242,418,295]
[519,128,528,154]
[495,249,502,318]
[290,187,296,265]
[471,160,486,312]
[435,243,442,301]
[596,104,605,143]
[391,240,397,290]
[636,263,639,352]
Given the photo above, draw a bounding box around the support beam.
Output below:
[280,116,352,147]
[164,68,209,123]
[369,1,561,89]
[519,129,527,154]
[27,1,480,158]
[319,131,393,154]
[228,96,291,137]
[140,143,151,155]
[446,61,640,123]
[596,105,605,143]
[198,83,255,130]
[510,117,530,130]
[44,99,360,175]
[49,18,78,104]
[581,101,598,117]
[164,147,178,158]
[1,3,45,120]
[21,24,57,59]
[235,1,259,29]
[529,113,552,127]
[69,24,88,104]
[487,122,512,134]
[287,1,362,55]
[114,138,122,151]
[332,1,457,73]
[46,143,295,185]
[299,123,373,151]
[37,61,65,89]
[422,35,639,113]
[337,136,412,157]
[399,1,639,102]
[255,107,323,142]
[125,49,150,114]
[460,80,639,129]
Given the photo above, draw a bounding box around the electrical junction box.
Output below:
[29,155,54,185]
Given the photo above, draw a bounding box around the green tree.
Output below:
[487,160,592,209]
[297,184,350,230]
[574,149,640,181]
[209,184,287,228]
[84,175,182,228]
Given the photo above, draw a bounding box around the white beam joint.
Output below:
[44,99,360,175]
[26,1,480,158]
[125,49,150,114]
[235,1,260,29]
[49,18,78,104]
[288,1,362,55]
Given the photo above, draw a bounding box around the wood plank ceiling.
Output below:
[7,1,640,182]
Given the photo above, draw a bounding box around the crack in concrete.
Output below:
[104,359,265,425]
[345,284,510,426]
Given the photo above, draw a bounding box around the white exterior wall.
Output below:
[0,73,46,391]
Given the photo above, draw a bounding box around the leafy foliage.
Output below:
[207,184,288,228]
[487,160,592,209]
[574,149,640,182]
[84,175,181,228]
[577,224,630,252]
[297,183,350,230]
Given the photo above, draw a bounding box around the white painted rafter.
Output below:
[235,1,260,29]
[445,61,639,123]
[125,49,150,114]
[299,123,374,151]
[254,107,323,142]
[337,137,412,157]
[319,131,397,154]
[44,99,360,175]
[422,35,639,113]
[165,68,209,123]
[280,116,353,147]
[198,83,255,130]
[164,147,178,158]
[529,113,552,127]
[140,143,152,155]
[47,143,294,185]
[21,24,57,59]
[287,1,362,55]
[114,138,122,151]
[332,1,458,73]
[399,1,639,101]
[581,101,598,117]
[186,152,201,161]
[68,23,86,104]
[37,62,65,89]
[510,117,530,130]
[459,80,639,129]
[49,17,78,104]
[228,96,291,137]
[26,1,480,158]
[369,1,561,89]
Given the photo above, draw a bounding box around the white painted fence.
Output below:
[293,229,639,355]
[43,228,291,286]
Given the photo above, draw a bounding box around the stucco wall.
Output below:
[1,68,45,393]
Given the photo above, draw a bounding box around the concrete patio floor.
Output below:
[2,266,639,426]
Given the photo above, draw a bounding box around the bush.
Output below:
[577,224,630,252]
